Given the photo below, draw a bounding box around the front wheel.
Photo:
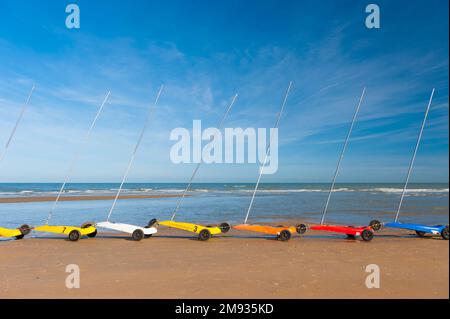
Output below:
[361,229,374,242]
[441,226,449,240]
[87,230,97,238]
[198,229,211,241]
[369,220,382,232]
[296,224,307,235]
[69,230,81,242]
[278,230,291,241]
[81,222,97,238]
[219,222,231,233]
[19,224,31,236]
[147,219,158,228]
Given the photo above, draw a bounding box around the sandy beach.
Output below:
[0,194,184,204]
[0,226,448,299]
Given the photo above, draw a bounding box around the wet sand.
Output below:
[0,226,448,299]
[0,194,184,204]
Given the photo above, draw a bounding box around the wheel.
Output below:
[346,234,356,239]
[132,229,144,241]
[81,222,97,238]
[198,229,211,241]
[147,218,158,228]
[278,230,291,241]
[369,220,382,232]
[361,229,374,242]
[87,229,97,238]
[296,224,307,235]
[15,234,25,240]
[19,224,31,236]
[82,223,97,238]
[441,226,449,240]
[68,230,81,242]
[219,222,231,233]
[415,231,426,237]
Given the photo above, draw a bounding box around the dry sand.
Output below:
[0,226,448,299]
[0,194,184,204]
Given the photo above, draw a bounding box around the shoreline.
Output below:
[0,194,186,204]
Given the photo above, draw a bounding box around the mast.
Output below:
[244,81,292,224]
[394,88,435,222]
[170,93,238,221]
[319,87,366,225]
[45,91,111,224]
[0,85,35,163]
[106,85,164,222]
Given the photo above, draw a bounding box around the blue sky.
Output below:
[0,0,448,183]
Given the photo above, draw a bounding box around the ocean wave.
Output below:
[0,186,448,197]
[366,188,449,194]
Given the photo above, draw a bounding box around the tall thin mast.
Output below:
[106,85,164,222]
[46,91,111,224]
[244,81,292,224]
[0,85,35,163]
[394,88,435,222]
[320,87,366,225]
[170,93,238,221]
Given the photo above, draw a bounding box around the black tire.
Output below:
[369,220,382,232]
[198,229,211,241]
[219,222,231,233]
[15,234,25,240]
[296,224,307,235]
[278,230,291,241]
[361,229,374,242]
[346,234,356,239]
[441,226,449,240]
[147,219,158,228]
[132,229,144,241]
[18,224,31,236]
[416,231,426,237]
[87,229,97,238]
[81,222,97,238]
[69,230,81,242]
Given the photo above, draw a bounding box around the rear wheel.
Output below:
[132,229,144,241]
[278,230,291,241]
[369,220,382,232]
[198,229,211,241]
[361,229,374,242]
[15,234,25,240]
[441,227,449,240]
[296,224,307,235]
[19,224,31,236]
[219,222,231,233]
[415,231,426,237]
[69,230,81,242]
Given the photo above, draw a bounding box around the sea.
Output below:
[0,183,448,238]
